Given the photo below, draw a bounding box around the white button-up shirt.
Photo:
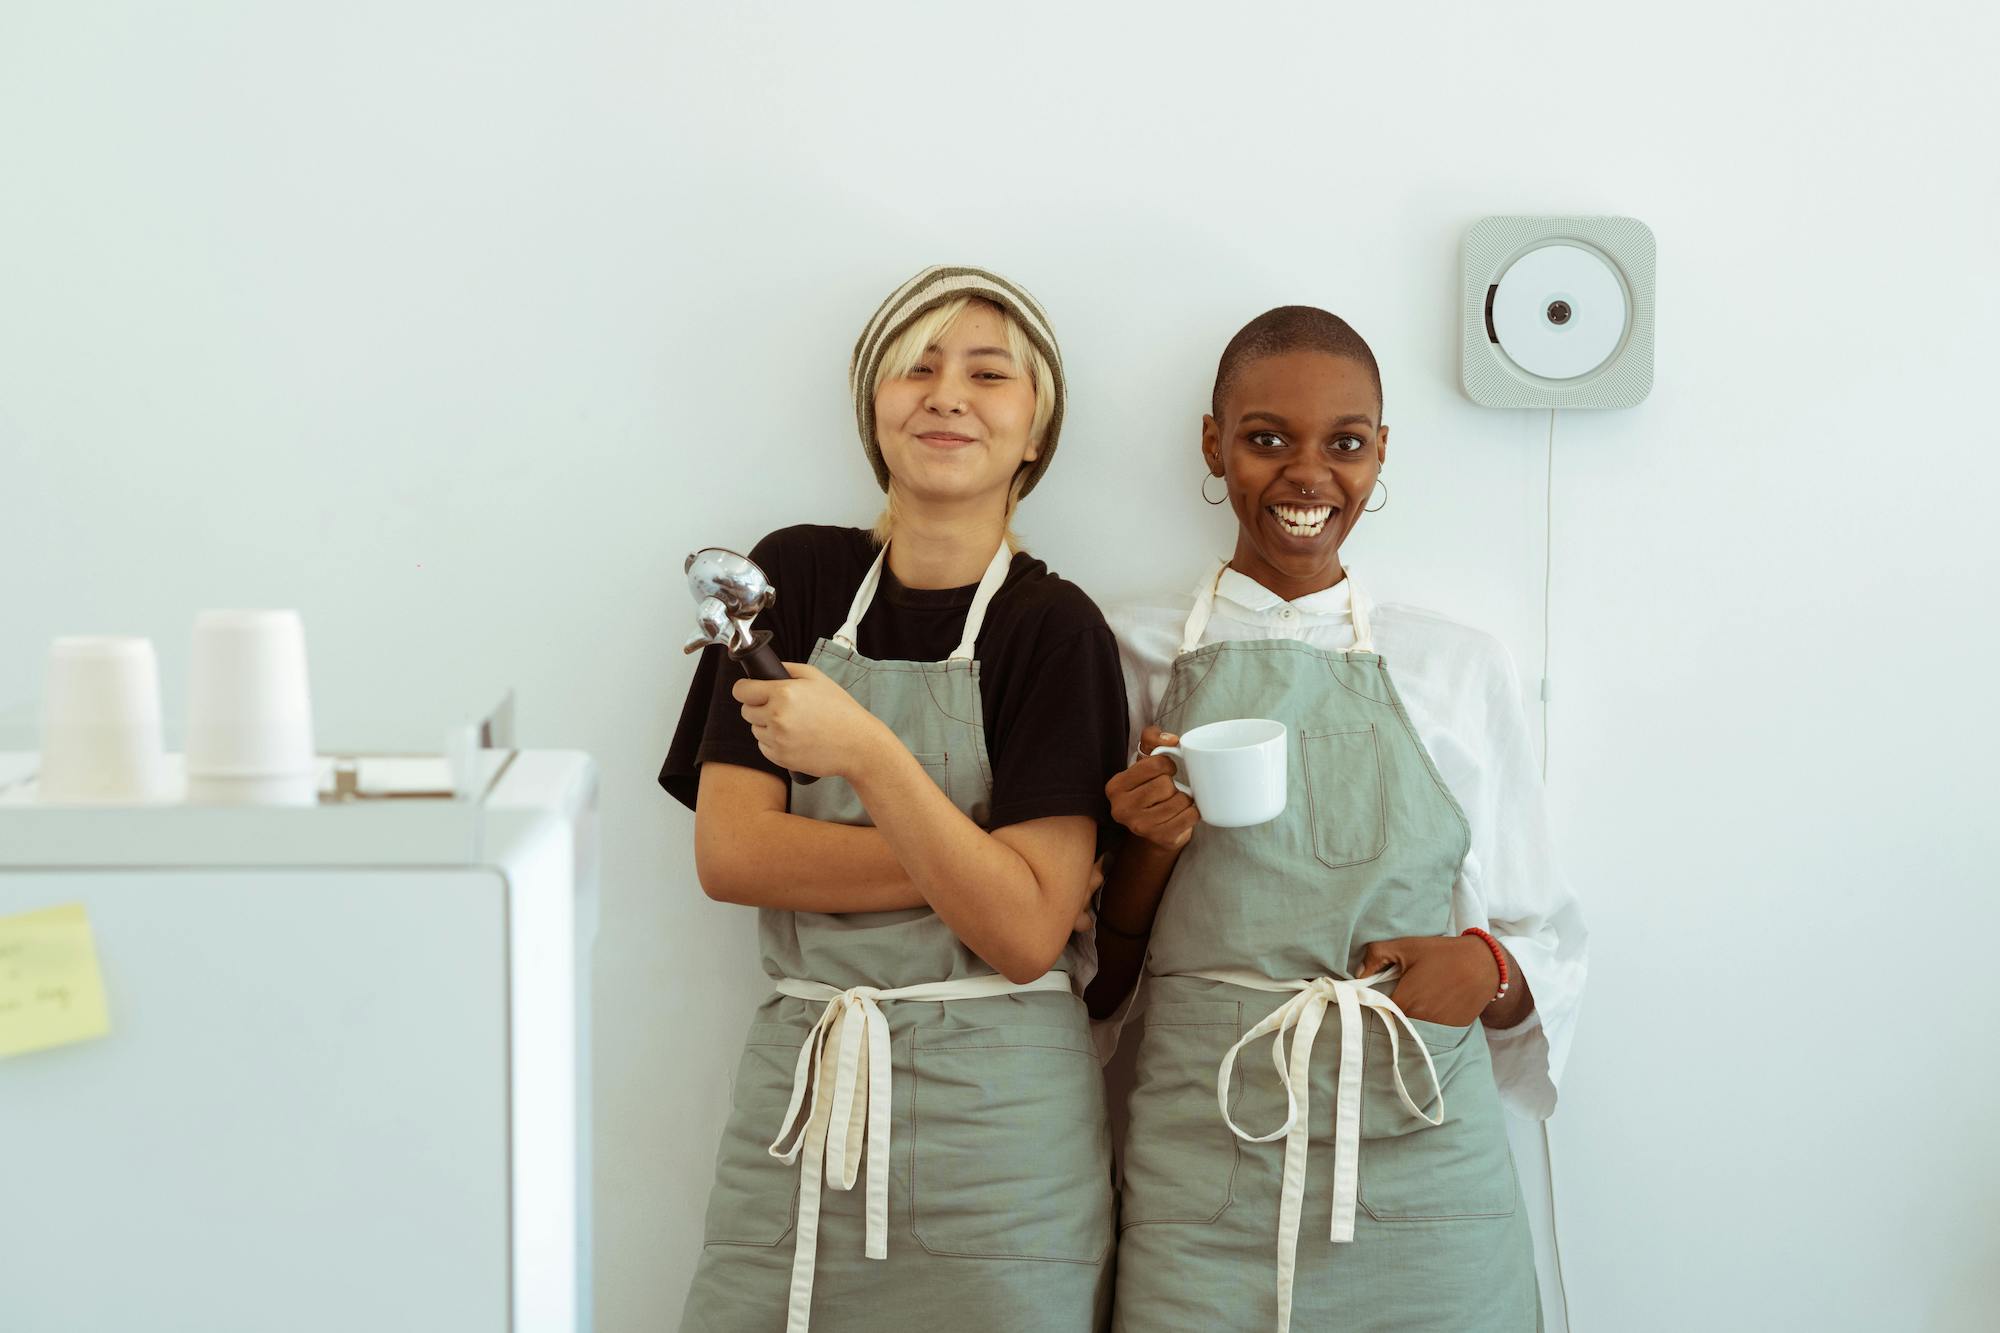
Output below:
[1106,565,1587,1118]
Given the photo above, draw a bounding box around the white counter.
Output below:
[0,749,598,1333]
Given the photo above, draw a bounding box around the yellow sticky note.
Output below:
[0,903,112,1058]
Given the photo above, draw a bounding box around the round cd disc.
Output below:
[1491,243,1628,381]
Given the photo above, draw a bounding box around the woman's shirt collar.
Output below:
[1210,565,1361,621]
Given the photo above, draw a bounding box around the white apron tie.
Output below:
[766,970,1073,1333]
[1189,967,1445,1333]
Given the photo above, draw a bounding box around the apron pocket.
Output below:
[795,752,949,824]
[910,1022,1112,1263]
[1358,1021,1518,1222]
[1356,1015,1472,1140]
[1119,1002,1243,1229]
[1406,1015,1475,1055]
[702,1023,810,1247]
[912,751,956,813]
[1301,724,1388,869]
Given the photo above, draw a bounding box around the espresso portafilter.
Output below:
[683,547,818,784]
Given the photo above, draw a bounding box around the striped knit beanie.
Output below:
[849,265,1066,499]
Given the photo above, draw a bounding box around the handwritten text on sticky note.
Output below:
[0,903,112,1058]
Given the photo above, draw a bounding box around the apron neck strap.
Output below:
[1177,560,1377,656]
[1348,576,1375,654]
[832,547,889,650]
[1178,558,1232,655]
[951,543,1014,661]
[833,541,1014,662]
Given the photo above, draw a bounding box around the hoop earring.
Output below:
[1201,471,1228,506]
[1364,477,1389,513]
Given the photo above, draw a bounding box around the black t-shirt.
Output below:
[660,525,1128,835]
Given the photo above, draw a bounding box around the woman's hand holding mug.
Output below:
[1107,725,1201,852]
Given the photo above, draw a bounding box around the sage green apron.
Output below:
[1113,564,1539,1333]
[680,543,1114,1333]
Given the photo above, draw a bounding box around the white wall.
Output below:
[5,2,1996,1328]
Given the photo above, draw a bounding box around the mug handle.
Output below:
[1150,744,1194,798]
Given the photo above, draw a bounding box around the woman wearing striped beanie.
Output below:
[850,265,1066,549]
[664,265,1124,1332]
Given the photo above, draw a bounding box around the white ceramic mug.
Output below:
[1153,717,1288,828]
[185,609,317,806]
[38,636,166,803]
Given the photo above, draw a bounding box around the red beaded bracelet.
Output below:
[1460,927,1510,1004]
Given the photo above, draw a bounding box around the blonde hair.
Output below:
[868,296,1055,552]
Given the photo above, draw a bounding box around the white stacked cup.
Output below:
[185,610,319,806]
[39,636,167,803]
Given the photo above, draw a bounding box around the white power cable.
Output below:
[1541,407,1555,779]
[1539,406,1573,1328]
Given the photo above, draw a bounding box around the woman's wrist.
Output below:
[1459,927,1509,1006]
[1127,834,1188,869]
[1096,837,1181,937]
[1097,912,1153,941]
[841,718,909,787]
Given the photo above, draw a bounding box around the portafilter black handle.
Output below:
[731,629,788,683]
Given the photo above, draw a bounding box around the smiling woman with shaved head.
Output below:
[1087,306,1588,1332]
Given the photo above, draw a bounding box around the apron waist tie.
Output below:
[1181,967,1446,1333]
[766,970,1073,1333]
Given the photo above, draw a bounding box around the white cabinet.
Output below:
[0,751,597,1333]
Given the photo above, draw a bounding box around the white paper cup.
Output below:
[38,636,166,803]
[1154,718,1289,828]
[185,610,317,802]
